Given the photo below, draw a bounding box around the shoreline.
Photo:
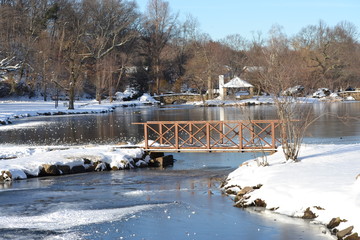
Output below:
[222,144,360,240]
[0,145,173,184]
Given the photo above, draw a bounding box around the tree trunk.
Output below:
[207,76,213,99]
[68,82,75,110]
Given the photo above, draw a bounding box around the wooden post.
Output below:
[175,123,179,149]
[189,123,193,144]
[251,122,255,144]
[144,123,148,149]
[206,123,210,150]
[219,121,224,144]
[159,123,163,145]
[239,123,243,150]
[271,121,276,149]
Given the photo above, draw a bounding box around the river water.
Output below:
[1,102,360,240]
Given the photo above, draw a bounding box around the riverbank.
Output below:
[222,144,360,240]
[0,145,173,183]
[0,94,159,125]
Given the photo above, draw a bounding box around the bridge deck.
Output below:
[133,120,282,152]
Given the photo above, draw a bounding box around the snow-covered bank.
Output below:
[0,94,159,125]
[185,96,323,106]
[222,144,360,239]
[0,145,155,182]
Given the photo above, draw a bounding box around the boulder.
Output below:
[302,207,317,219]
[57,165,71,174]
[148,152,164,159]
[237,186,254,196]
[1,170,12,182]
[153,155,174,168]
[344,233,359,240]
[41,164,60,176]
[234,186,254,202]
[337,226,354,239]
[70,165,86,174]
[95,162,108,171]
[327,217,341,229]
[254,198,267,207]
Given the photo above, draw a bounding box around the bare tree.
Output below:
[258,25,317,161]
[141,0,178,94]
[81,0,139,103]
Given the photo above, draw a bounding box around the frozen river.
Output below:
[1,102,359,239]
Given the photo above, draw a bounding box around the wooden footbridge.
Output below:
[133,120,282,152]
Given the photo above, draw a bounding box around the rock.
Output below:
[234,187,254,202]
[70,165,86,174]
[327,217,341,229]
[135,160,148,168]
[153,155,174,168]
[83,158,92,164]
[148,152,164,159]
[302,207,317,219]
[356,174,360,180]
[344,233,359,240]
[337,226,354,239]
[254,198,267,207]
[95,162,108,171]
[112,166,119,171]
[57,165,71,174]
[41,164,60,176]
[238,186,254,196]
[0,171,12,182]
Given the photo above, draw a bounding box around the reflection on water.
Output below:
[0,102,359,239]
[0,102,359,146]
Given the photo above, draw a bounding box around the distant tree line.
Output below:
[0,0,359,108]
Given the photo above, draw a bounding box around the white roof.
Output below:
[223,77,253,88]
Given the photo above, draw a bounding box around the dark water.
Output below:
[1,103,359,239]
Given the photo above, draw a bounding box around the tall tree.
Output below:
[81,0,139,103]
[141,0,178,94]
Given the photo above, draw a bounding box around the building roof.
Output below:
[223,77,253,88]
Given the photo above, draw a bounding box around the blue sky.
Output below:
[135,0,360,40]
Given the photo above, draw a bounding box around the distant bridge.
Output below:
[133,120,282,152]
[153,93,203,104]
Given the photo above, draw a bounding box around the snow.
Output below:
[0,204,169,231]
[223,144,360,235]
[0,145,145,180]
[223,77,254,88]
[0,94,159,125]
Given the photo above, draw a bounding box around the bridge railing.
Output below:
[133,120,283,152]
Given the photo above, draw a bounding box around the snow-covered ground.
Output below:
[0,94,159,125]
[185,96,325,106]
[223,144,360,239]
[0,145,148,182]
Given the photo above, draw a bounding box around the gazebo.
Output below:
[219,75,254,100]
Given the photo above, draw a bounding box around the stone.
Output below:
[148,152,164,159]
[337,226,354,239]
[237,186,254,196]
[356,174,360,180]
[344,233,359,240]
[327,217,341,229]
[41,164,60,176]
[302,207,317,219]
[70,165,86,174]
[57,165,71,174]
[95,162,108,171]
[254,198,267,207]
[83,158,92,164]
[154,155,174,168]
